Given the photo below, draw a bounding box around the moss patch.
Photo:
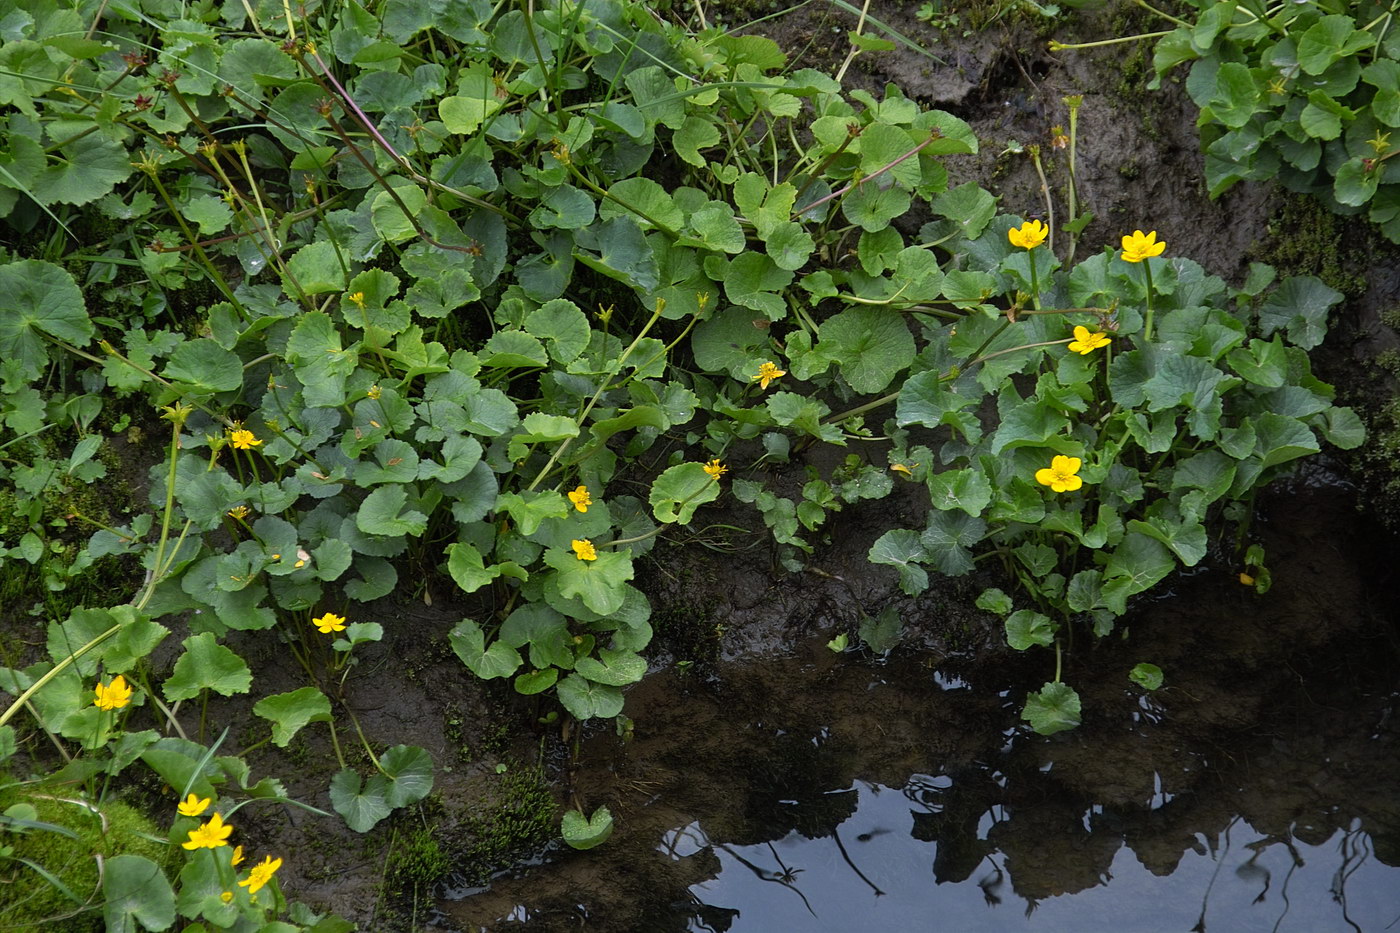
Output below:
[0,787,167,933]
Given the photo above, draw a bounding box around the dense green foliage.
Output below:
[0,0,1367,926]
[1149,0,1400,238]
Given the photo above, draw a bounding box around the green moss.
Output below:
[449,766,557,886]
[383,821,453,897]
[0,787,167,933]
[1259,194,1368,298]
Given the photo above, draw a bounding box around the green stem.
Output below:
[1142,260,1157,341]
[525,301,667,491]
[1028,145,1054,262]
[326,721,348,770]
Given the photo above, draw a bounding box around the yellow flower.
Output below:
[313,612,347,634]
[1066,325,1111,355]
[567,485,592,513]
[347,291,365,308]
[183,812,233,850]
[238,855,282,895]
[93,675,133,711]
[571,539,597,561]
[1035,455,1084,494]
[1008,219,1048,250]
[702,459,727,479]
[227,505,250,520]
[366,384,381,400]
[890,463,915,478]
[752,361,786,391]
[229,428,262,450]
[1120,229,1166,263]
[231,845,245,866]
[178,794,211,817]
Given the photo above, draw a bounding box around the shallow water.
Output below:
[433,482,1400,932]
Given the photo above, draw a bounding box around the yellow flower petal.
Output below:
[178,793,212,817]
[567,485,592,513]
[1008,219,1048,250]
[571,539,597,561]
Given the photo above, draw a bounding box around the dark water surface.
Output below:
[434,480,1400,932]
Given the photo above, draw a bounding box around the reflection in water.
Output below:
[435,482,1400,932]
[663,781,1400,933]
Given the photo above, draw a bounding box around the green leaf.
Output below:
[1300,90,1354,140]
[842,182,911,232]
[356,485,428,537]
[163,339,243,393]
[974,588,1014,616]
[496,491,568,536]
[542,547,634,615]
[100,609,170,675]
[515,668,559,695]
[1021,682,1081,735]
[104,855,176,933]
[574,649,647,686]
[600,177,681,231]
[0,259,91,383]
[561,805,614,850]
[253,686,332,747]
[722,252,793,320]
[1297,15,1372,76]
[1257,275,1341,349]
[530,184,595,230]
[439,65,506,134]
[687,201,746,253]
[446,542,501,594]
[920,510,985,576]
[1129,663,1164,691]
[162,633,253,702]
[380,745,434,808]
[1334,157,1380,207]
[1226,337,1288,387]
[1005,610,1056,651]
[818,307,915,393]
[574,216,658,291]
[449,619,522,680]
[1207,61,1258,129]
[926,468,992,517]
[507,412,578,460]
[557,673,625,720]
[1101,533,1176,614]
[858,606,903,654]
[1252,412,1319,468]
[525,299,591,364]
[648,462,721,525]
[933,182,998,239]
[329,769,392,832]
[32,121,133,206]
[1315,406,1365,449]
[691,305,768,378]
[766,221,816,271]
[868,529,929,595]
[674,115,721,167]
[284,240,349,295]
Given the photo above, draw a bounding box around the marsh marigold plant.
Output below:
[93,675,132,710]
[183,812,233,850]
[568,485,592,513]
[1008,219,1048,250]
[1120,229,1166,263]
[1067,326,1111,355]
[1036,455,1084,493]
